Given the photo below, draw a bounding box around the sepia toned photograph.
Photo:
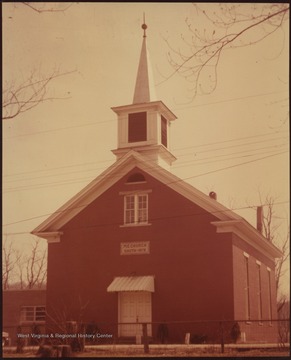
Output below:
[2,2,289,358]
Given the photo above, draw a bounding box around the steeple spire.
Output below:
[132,18,157,104]
[111,18,177,170]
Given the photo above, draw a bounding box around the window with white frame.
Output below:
[20,306,46,323]
[124,193,148,225]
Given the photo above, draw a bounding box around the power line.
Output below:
[176,150,287,182]
[3,118,116,140]
[3,150,288,226]
[3,147,288,193]
[3,139,287,187]
[173,131,288,152]
[173,146,288,169]
[3,130,287,179]
[3,90,288,140]
[3,200,290,236]
[3,158,114,178]
[175,137,288,158]
[172,90,288,112]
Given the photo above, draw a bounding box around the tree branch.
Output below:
[3,69,76,120]
[161,4,289,100]
[21,2,74,13]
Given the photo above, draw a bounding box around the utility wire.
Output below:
[174,135,288,154]
[3,139,287,186]
[173,130,287,152]
[3,147,288,193]
[173,146,288,169]
[3,90,287,140]
[3,130,287,179]
[2,200,290,236]
[2,150,288,227]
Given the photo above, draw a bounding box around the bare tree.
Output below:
[258,193,282,243]
[256,192,290,298]
[45,296,90,352]
[24,238,47,289]
[3,68,75,120]
[277,297,290,346]
[162,3,289,100]
[2,236,21,289]
[275,229,290,297]
[2,237,47,289]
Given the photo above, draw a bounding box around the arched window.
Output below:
[127,173,146,183]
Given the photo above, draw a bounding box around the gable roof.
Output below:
[31,150,282,259]
[31,150,238,232]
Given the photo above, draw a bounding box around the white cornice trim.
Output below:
[211,220,282,260]
[112,145,177,164]
[31,231,63,243]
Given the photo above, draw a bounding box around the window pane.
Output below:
[124,194,148,224]
[21,307,34,321]
[138,209,147,223]
[138,195,148,223]
[21,306,46,322]
[125,196,135,224]
[125,210,135,224]
[36,306,46,321]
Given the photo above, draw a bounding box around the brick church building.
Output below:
[32,21,281,344]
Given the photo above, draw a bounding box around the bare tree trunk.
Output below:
[256,192,289,297]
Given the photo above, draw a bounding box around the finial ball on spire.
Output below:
[142,23,147,30]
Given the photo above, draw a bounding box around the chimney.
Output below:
[256,206,263,233]
[209,191,217,200]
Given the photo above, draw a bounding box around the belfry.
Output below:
[111,21,177,171]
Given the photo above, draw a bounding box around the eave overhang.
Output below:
[211,220,283,260]
[31,231,63,243]
[112,144,177,164]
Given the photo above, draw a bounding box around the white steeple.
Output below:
[132,22,157,104]
[111,19,177,171]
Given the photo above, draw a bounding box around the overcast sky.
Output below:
[2,3,289,295]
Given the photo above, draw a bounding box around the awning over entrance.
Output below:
[107,276,155,292]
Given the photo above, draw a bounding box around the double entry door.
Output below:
[118,291,152,337]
